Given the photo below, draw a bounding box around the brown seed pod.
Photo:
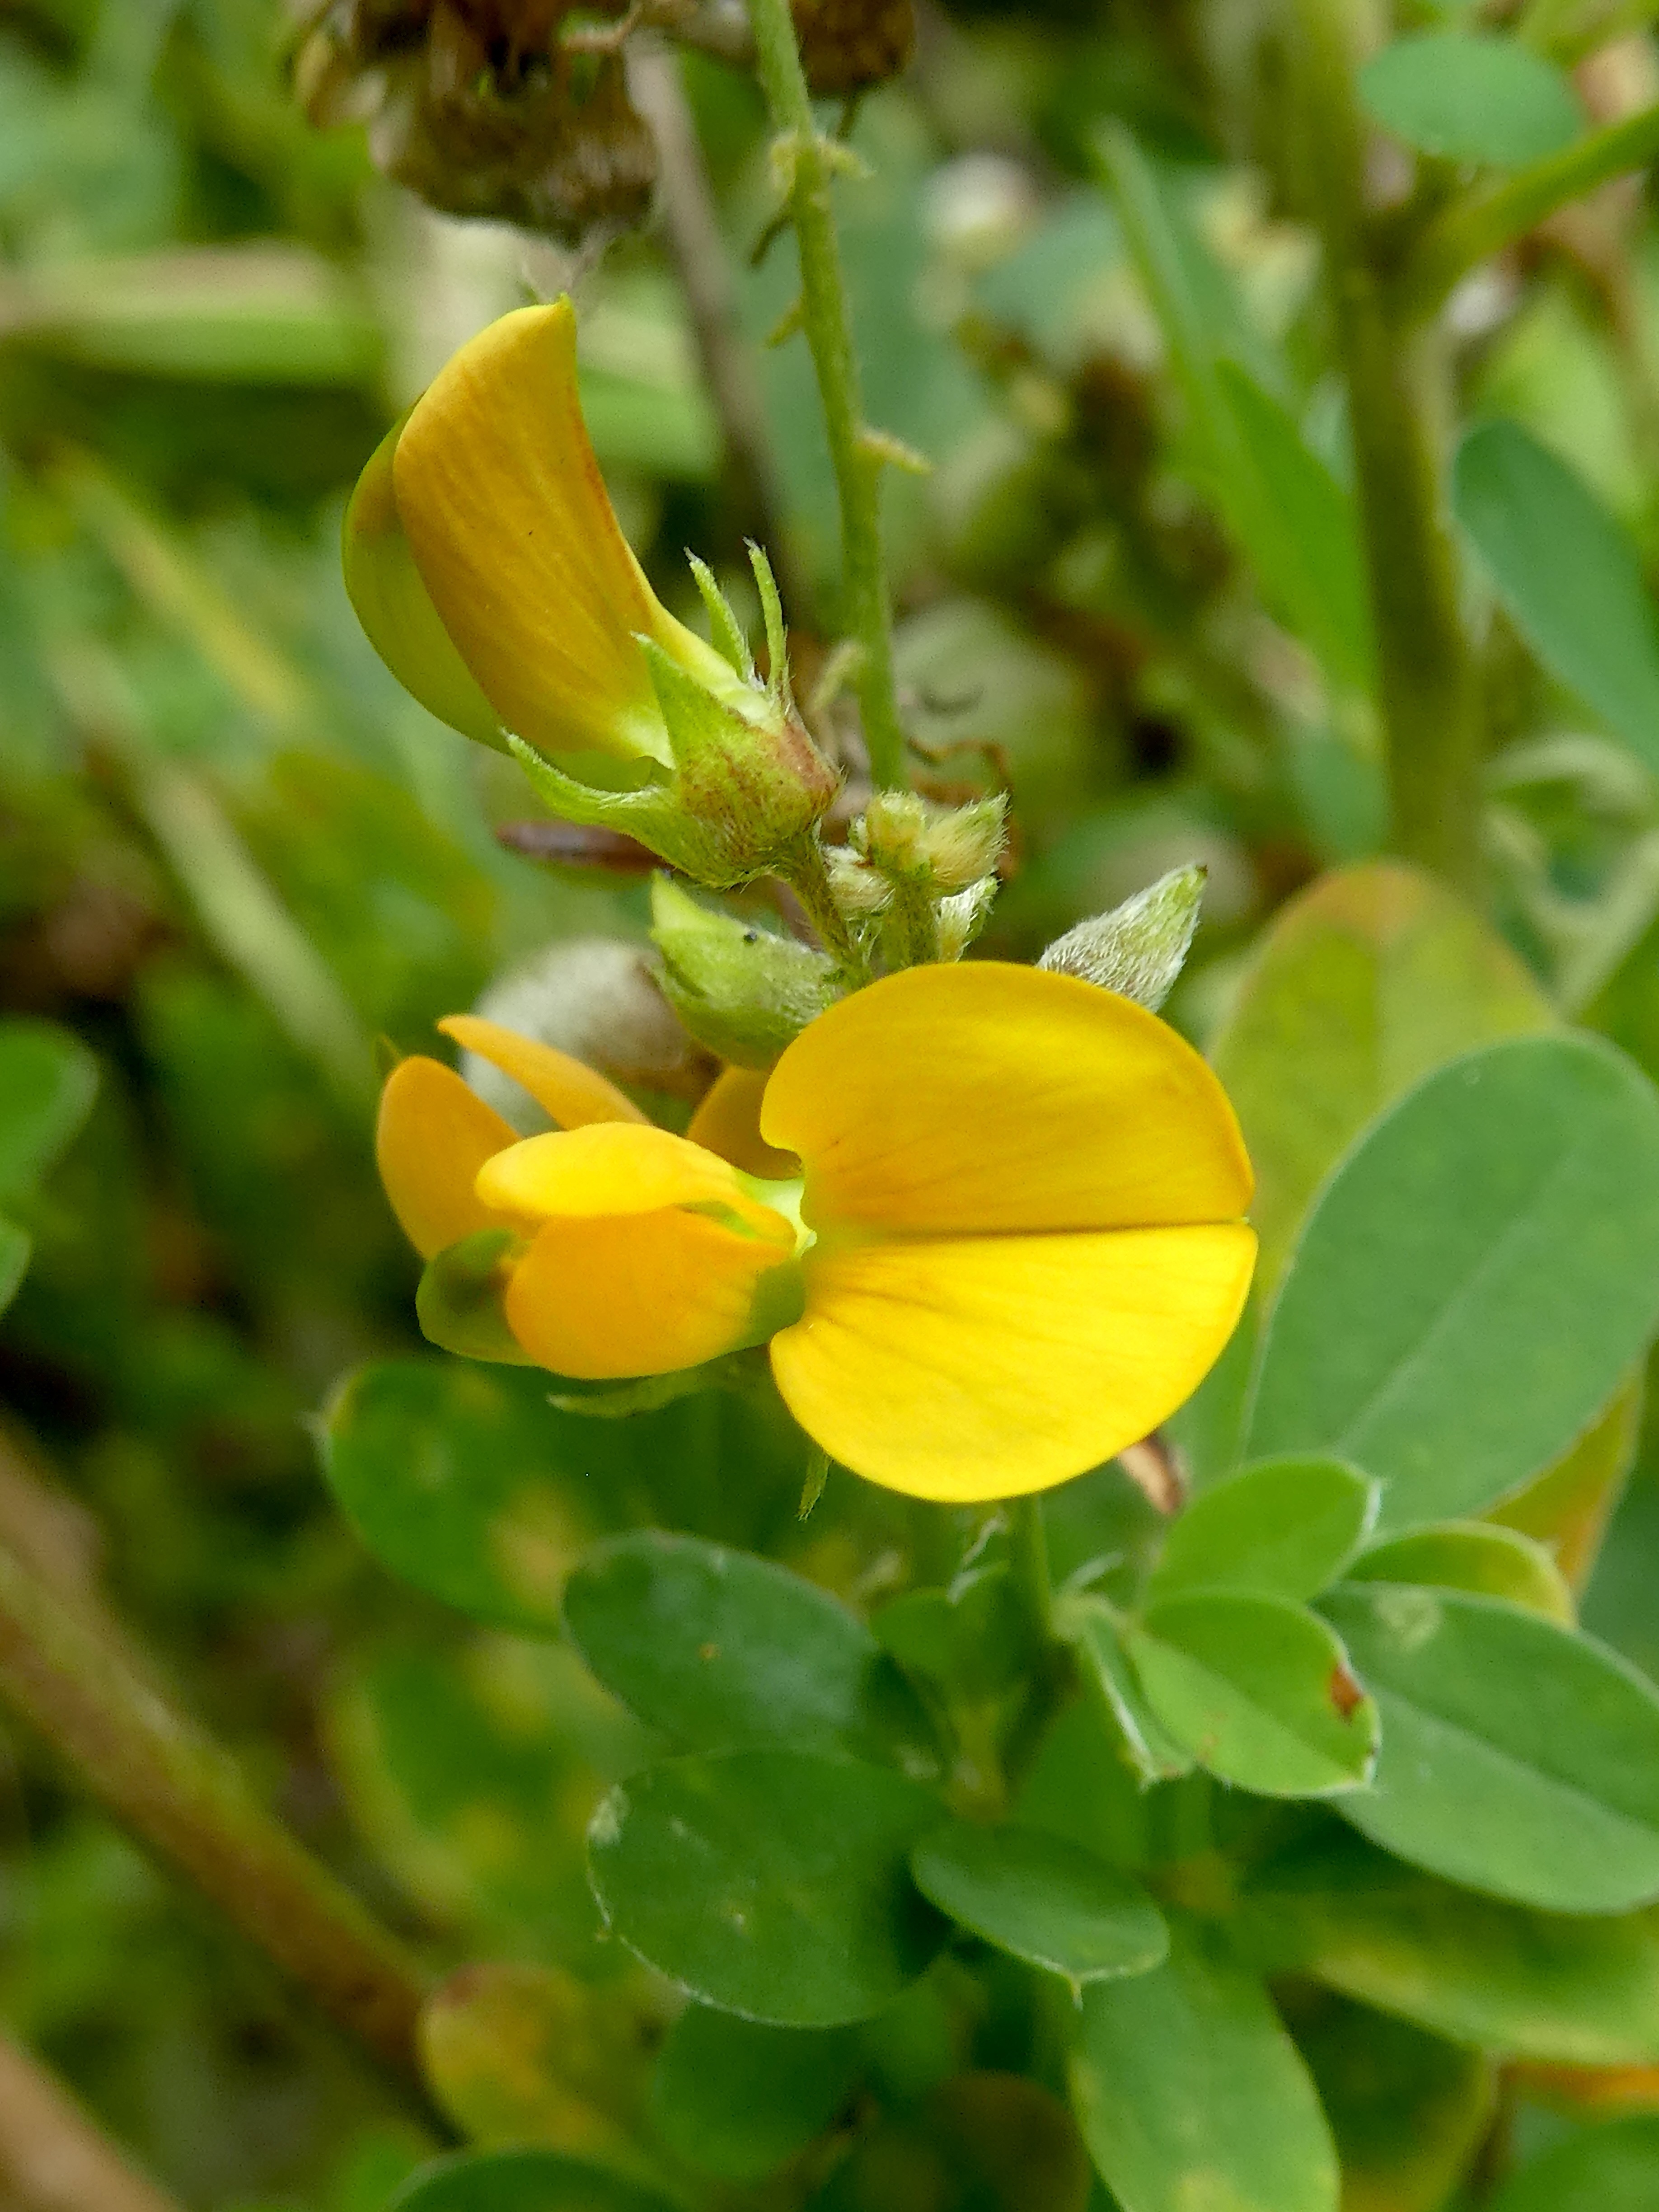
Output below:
[792,0,914,95]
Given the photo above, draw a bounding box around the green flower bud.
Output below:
[650,877,839,1070]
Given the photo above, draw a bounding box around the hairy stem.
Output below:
[626,41,812,619]
[745,0,909,789]
[0,1536,432,2097]
[1405,102,1659,318]
[999,1497,1070,1794]
[1291,0,1483,887]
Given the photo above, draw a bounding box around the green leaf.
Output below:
[1489,2118,1659,2212]
[1360,35,1582,167]
[1017,1698,1214,1875]
[1322,1585,1659,1912]
[1345,1522,1574,1623]
[909,1818,1168,1985]
[649,2008,863,2182]
[1064,1601,1194,1786]
[1454,421,1659,778]
[0,1019,98,1203]
[586,1749,947,2027]
[388,2151,675,2212]
[0,1218,29,1318]
[1095,127,1370,694]
[1237,1832,1659,2064]
[1067,1915,1340,2212]
[329,1639,648,1955]
[1213,360,1375,694]
[322,1362,595,1635]
[1210,860,1551,1296]
[1292,1993,1494,2212]
[1247,1036,1659,1531]
[1126,1591,1378,1798]
[872,1565,1028,1700]
[1148,1456,1377,1603]
[563,1532,941,1779]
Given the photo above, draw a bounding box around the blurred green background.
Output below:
[6,0,1659,2202]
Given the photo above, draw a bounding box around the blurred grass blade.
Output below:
[49,648,374,1111]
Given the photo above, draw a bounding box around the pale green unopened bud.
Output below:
[854,791,1008,894]
[826,844,894,919]
[1036,864,1207,1011]
[651,877,838,1069]
[937,877,998,962]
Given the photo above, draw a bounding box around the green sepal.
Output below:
[650,876,837,1069]
[1038,864,1206,1010]
[416,1228,536,1366]
[687,555,755,683]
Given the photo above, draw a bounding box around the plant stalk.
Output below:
[1405,102,1659,319]
[0,1535,432,2097]
[0,2032,186,2212]
[745,0,910,790]
[1291,0,1484,888]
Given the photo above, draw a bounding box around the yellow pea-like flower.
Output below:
[377,965,1256,1504]
[342,300,839,885]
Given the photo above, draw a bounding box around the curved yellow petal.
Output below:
[342,418,504,748]
[439,1013,646,1130]
[769,1222,1257,1502]
[686,1066,801,1178]
[762,963,1252,1236]
[476,1121,794,1242]
[505,1211,800,1379]
[376,1056,517,1260]
[392,301,731,763]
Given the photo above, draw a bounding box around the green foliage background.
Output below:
[10,1,1659,2207]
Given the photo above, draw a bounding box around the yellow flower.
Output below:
[378,964,1256,1504]
[342,300,838,882]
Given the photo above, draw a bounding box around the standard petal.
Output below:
[686,1066,801,1178]
[476,1121,794,1241]
[762,963,1253,1236]
[439,1013,646,1129]
[769,1222,1257,1502]
[505,1211,801,1378]
[392,301,731,763]
[376,1056,517,1260]
[342,418,504,748]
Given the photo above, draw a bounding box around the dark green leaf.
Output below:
[872,1565,1028,1699]
[819,2074,1092,2212]
[1454,421,1659,777]
[1148,1456,1377,1603]
[1128,1591,1378,1797]
[0,1218,29,1318]
[388,2151,675,2212]
[564,1532,940,1778]
[909,1818,1168,1983]
[1489,2118,1659,2212]
[1237,1832,1659,2064]
[1291,1992,1493,2212]
[1068,1915,1340,2212]
[0,1019,98,1203]
[649,2008,863,2181]
[1360,35,1581,166]
[1247,1036,1659,1530]
[1345,1522,1573,1622]
[322,1361,592,1634]
[586,1749,947,2027]
[1323,1586,1659,1911]
[1065,1601,1194,1786]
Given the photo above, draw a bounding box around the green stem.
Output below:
[1405,103,1659,319]
[1291,0,1483,887]
[780,834,871,981]
[999,1498,1069,1795]
[745,0,909,791]
[0,1536,433,2100]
